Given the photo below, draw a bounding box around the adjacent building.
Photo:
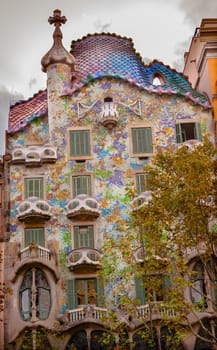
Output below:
[2,10,216,350]
[183,18,217,136]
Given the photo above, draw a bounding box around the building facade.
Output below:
[2,9,216,350]
[183,18,217,137]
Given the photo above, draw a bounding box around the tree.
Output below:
[101,138,217,349]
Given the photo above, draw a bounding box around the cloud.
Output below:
[0,86,23,154]
[93,19,111,32]
[178,0,217,26]
[29,78,37,89]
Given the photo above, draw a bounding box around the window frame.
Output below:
[175,120,202,143]
[71,173,93,197]
[19,268,51,321]
[24,176,44,199]
[68,127,93,160]
[129,124,154,158]
[135,172,149,194]
[24,227,45,247]
[73,224,95,249]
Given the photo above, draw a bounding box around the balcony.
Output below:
[66,305,107,324]
[136,302,177,320]
[131,191,152,210]
[100,102,119,129]
[66,247,102,272]
[66,194,100,221]
[12,243,60,281]
[12,145,57,166]
[17,197,52,222]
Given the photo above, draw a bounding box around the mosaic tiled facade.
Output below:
[2,9,215,350]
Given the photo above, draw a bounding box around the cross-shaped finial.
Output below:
[48,9,67,27]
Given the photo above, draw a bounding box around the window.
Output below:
[19,268,51,321]
[24,227,45,247]
[136,173,149,194]
[131,126,153,157]
[24,177,43,198]
[152,73,165,86]
[72,175,91,197]
[74,225,94,248]
[69,128,91,159]
[67,278,104,308]
[175,122,202,143]
[135,275,169,305]
[190,261,207,309]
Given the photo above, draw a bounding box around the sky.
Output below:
[0,0,217,154]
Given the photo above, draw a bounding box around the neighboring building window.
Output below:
[24,227,45,247]
[67,278,104,308]
[19,268,51,321]
[136,173,148,194]
[175,122,202,143]
[74,225,94,249]
[131,126,153,157]
[24,177,43,198]
[69,129,91,159]
[72,175,91,197]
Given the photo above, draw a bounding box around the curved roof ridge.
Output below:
[9,33,211,133]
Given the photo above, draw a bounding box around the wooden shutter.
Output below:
[25,178,43,198]
[25,228,45,247]
[70,130,90,157]
[96,278,105,307]
[72,175,91,197]
[135,278,146,305]
[132,127,152,154]
[136,173,147,193]
[74,225,94,249]
[67,279,77,309]
[195,123,202,141]
[175,124,182,143]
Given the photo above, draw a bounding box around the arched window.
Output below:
[66,331,88,350]
[19,268,51,321]
[20,327,52,350]
[91,331,115,350]
[190,261,207,310]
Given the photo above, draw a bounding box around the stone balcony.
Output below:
[66,194,100,221]
[66,305,107,323]
[131,191,152,210]
[12,243,60,281]
[136,302,177,320]
[64,302,176,326]
[12,145,57,166]
[100,102,119,129]
[66,247,102,272]
[17,197,52,222]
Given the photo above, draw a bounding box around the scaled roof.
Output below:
[9,33,211,133]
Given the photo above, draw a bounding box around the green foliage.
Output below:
[101,138,217,347]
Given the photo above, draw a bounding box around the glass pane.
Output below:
[25,178,43,198]
[37,288,51,320]
[76,279,96,305]
[21,289,31,320]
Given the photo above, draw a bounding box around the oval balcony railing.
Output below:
[12,145,57,166]
[131,191,152,211]
[100,102,119,129]
[66,247,102,271]
[176,139,203,150]
[17,197,52,222]
[66,194,100,220]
